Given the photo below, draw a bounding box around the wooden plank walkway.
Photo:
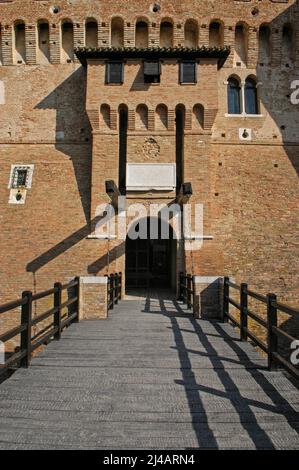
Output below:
[0,295,298,450]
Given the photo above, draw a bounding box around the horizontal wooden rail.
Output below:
[223,277,299,380]
[0,277,80,373]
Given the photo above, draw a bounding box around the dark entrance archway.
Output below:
[125,217,176,291]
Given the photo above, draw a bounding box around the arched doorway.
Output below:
[125,217,176,291]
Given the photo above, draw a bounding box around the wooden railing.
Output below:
[223,277,299,379]
[107,272,122,311]
[0,278,80,372]
[179,272,196,315]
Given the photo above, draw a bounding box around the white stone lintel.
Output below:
[80,276,108,285]
[194,276,223,284]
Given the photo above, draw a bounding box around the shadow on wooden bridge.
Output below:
[0,295,298,449]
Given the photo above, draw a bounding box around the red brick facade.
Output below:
[0,0,298,320]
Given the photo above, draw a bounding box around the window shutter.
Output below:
[180,62,196,84]
[144,61,160,76]
[107,62,123,84]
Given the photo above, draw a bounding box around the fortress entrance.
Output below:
[125,217,176,291]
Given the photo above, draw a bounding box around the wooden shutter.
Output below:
[107,62,123,84]
[180,62,196,84]
[144,61,160,76]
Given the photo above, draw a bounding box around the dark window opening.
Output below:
[175,105,185,193]
[144,61,161,83]
[180,61,197,84]
[228,77,241,114]
[245,78,258,115]
[106,61,124,84]
[13,168,28,188]
[119,105,128,194]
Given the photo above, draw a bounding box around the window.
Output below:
[245,78,258,115]
[180,61,197,84]
[106,61,124,84]
[144,61,161,83]
[9,165,34,189]
[227,77,241,114]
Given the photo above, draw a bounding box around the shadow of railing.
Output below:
[142,296,299,449]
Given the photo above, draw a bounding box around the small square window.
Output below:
[8,165,34,190]
[106,61,124,84]
[180,61,197,84]
[144,61,161,84]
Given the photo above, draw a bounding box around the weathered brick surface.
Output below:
[0,1,298,335]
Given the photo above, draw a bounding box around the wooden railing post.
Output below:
[118,272,122,300]
[222,277,229,322]
[192,275,197,317]
[240,283,248,341]
[105,274,109,315]
[178,272,183,301]
[54,282,62,340]
[20,291,32,368]
[115,273,119,305]
[187,275,192,310]
[111,274,115,310]
[267,293,278,370]
[74,277,80,322]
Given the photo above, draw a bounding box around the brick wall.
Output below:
[0,0,298,328]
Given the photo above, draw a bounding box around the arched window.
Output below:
[282,24,294,65]
[209,21,223,47]
[227,77,241,114]
[61,21,74,62]
[193,104,204,129]
[111,17,124,47]
[86,20,98,48]
[160,21,173,48]
[14,21,26,64]
[100,104,111,129]
[184,20,198,48]
[136,104,148,130]
[156,104,168,130]
[245,77,258,115]
[258,25,271,65]
[37,21,50,63]
[135,21,148,48]
[234,24,248,67]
